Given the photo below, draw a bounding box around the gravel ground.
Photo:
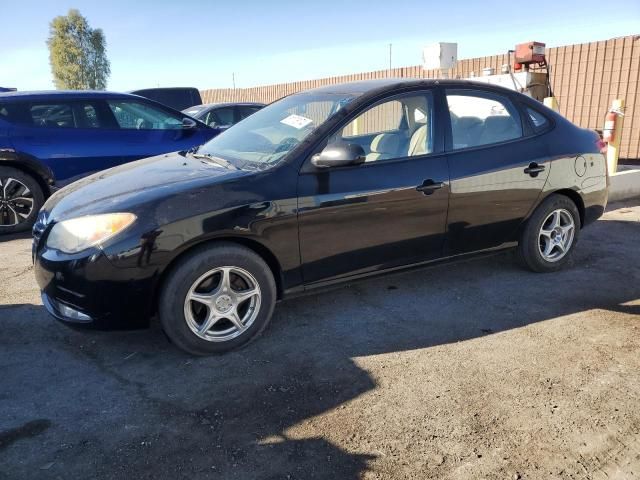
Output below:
[1,200,639,480]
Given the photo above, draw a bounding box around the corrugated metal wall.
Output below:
[201,35,640,160]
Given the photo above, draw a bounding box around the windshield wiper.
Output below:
[190,152,238,170]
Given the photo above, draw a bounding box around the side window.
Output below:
[107,100,183,130]
[206,107,235,127]
[82,105,100,128]
[30,103,75,128]
[446,90,522,150]
[71,103,104,129]
[526,107,549,130]
[0,102,29,125]
[336,92,434,162]
[342,100,404,138]
[238,106,263,120]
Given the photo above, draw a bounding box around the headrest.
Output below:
[370,133,401,154]
[455,116,483,129]
[483,115,516,132]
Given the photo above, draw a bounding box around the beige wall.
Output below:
[201,35,640,160]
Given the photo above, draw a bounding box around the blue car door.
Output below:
[8,99,126,187]
[103,98,215,163]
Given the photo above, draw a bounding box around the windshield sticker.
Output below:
[280,114,313,129]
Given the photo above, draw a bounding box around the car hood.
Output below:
[44,152,250,221]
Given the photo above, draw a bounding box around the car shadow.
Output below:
[0,215,639,479]
[0,231,31,243]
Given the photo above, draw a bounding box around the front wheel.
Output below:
[517,194,581,272]
[159,242,277,355]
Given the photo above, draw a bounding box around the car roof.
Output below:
[189,102,266,109]
[130,87,199,92]
[0,90,145,101]
[299,78,523,96]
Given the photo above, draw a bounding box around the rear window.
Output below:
[0,102,25,124]
[0,100,107,128]
[30,103,74,128]
[526,107,550,130]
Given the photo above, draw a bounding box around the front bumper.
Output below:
[41,292,93,323]
[34,245,154,330]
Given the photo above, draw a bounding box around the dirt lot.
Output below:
[1,200,639,480]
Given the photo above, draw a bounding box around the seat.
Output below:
[366,133,402,162]
[452,116,483,149]
[408,125,429,156]
[479,115,520,144]
[136,118,152,129]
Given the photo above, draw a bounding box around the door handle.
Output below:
[524,162,545,177]
[416,179,445,195]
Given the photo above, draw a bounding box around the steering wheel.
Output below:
[273,137,300,154]
[241,132,274,150]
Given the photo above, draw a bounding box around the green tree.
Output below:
[47,9,110,90]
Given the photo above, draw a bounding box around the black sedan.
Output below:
[33,79,608,355]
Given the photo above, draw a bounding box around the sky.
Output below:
[1,0,639,92]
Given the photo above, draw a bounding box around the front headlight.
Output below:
[46,213,137,254]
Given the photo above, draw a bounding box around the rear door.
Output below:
[297,89,450,284]
[444,88,550,254]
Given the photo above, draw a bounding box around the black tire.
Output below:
[159,242,277,355]
[0,166,44,234]
[517,194,581,273]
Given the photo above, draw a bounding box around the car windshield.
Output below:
[196,93,357,167]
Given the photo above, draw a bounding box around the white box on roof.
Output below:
[423,43,458,71]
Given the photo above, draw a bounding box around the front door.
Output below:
[103,98,212,164]
[297,90,450,285]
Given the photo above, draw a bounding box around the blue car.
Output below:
[0,90,216,233]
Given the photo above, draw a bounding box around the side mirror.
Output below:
[311,143,366,168]
[182,117,197,129]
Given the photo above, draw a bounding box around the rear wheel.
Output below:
[517,194,580,272]
[0,166,44,234]
[159,242,277,355]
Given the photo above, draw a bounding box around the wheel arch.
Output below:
[0,153,55,197]
[517,188,586,242]
[547,189,585,228]
[153,236,285,315]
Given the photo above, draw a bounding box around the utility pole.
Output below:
[232,72,236,90]
[389,43,392,74]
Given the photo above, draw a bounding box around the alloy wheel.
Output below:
[538,208,575,262]
[0,177,35,227]
[183,266,262,342]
